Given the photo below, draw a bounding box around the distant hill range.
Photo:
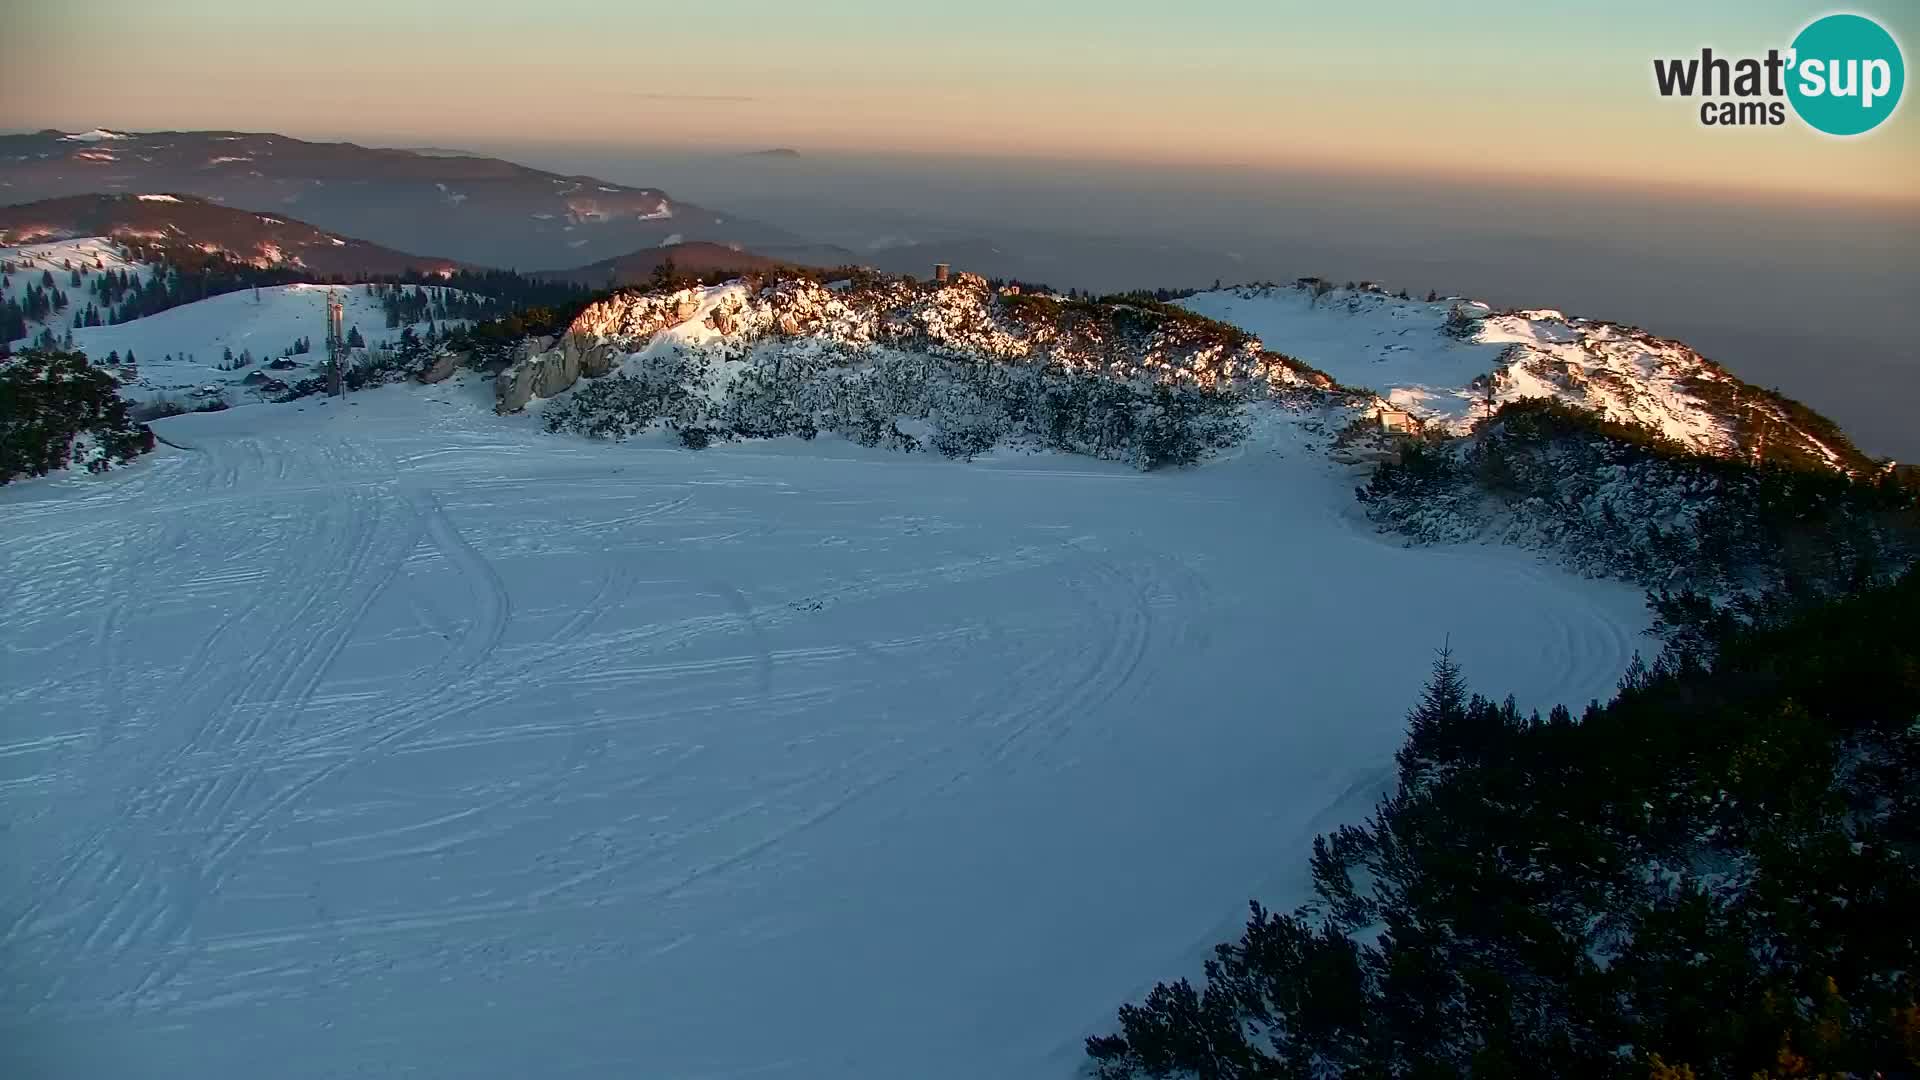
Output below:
[0,193,462,277]
[533,241,793,288]
[0,129,802,271]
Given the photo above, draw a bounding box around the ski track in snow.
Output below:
[0,377,1651,1079]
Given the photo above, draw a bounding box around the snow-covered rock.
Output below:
[1180,282,1865,473]
[417,349,462,384]
[552,272,1332,408]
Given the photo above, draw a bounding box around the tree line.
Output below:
[1087,564,1920,1078]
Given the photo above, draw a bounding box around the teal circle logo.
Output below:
[1787,13,1904,135]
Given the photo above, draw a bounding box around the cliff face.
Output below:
[492,332,624,413]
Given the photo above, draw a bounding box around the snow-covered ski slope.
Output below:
[2,236,150,279]
[2,237,155,310]
[3,255,466,405]
[58,283,455,400]
[0,378,1648,1079]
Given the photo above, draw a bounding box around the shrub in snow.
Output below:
[1359,398,1918,595]
[542,336,1245,470]
[1441,303,1486,341]
[1138,382,1246,469]
[543,374,666,442]
[718,366,817,440]
[930,416,1002,461]
[342,348,415,392]
[1,349,154,482]
[542,349,707,442]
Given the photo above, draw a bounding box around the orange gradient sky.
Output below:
[3,0,1914,202]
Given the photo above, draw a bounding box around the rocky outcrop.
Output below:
[560,272,1328,395]
[494,360,537,414]
[564,333,619,379]
[495,337,555,411]
[532,349,579,399]
[418,350,462,384]
[494,352,573,413]
[569,290,709,342]
[581,346,617,378]
[498,270,1341,417]
[492,336,627,413]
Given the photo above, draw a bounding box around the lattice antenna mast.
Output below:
[325,291,346,398]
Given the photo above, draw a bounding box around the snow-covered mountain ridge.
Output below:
[0,128,796,270]
[0,195,461,277]
[501,272,1304,469]
[518,271,1873,479]
[563,271,1334,393]
[1179,282,1873,474]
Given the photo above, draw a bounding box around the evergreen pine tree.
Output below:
[1397,643,1470,782]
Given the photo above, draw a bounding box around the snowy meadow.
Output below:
[0,374,1649,1079]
